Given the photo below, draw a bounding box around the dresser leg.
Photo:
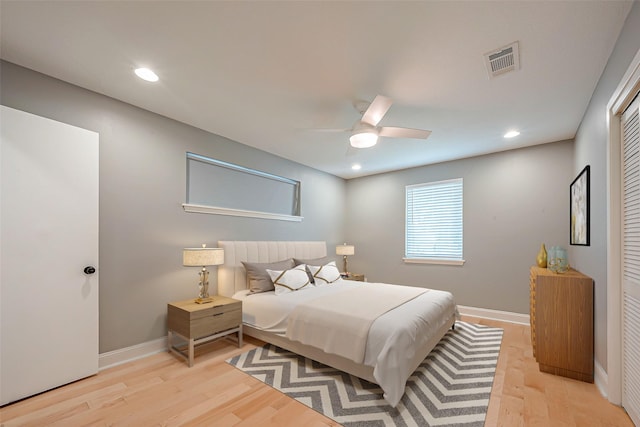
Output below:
[238,325,243,348]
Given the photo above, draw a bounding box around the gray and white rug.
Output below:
[226,321,503,426]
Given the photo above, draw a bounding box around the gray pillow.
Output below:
[293,257,332,283]
[242,259,295,293]
[293,256,331,266]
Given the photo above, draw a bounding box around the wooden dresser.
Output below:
[529,266,594,382]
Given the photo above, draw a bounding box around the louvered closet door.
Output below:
[622,95,640,427]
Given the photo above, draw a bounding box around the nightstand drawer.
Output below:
[190,300,241,320]
[192,308,241,339]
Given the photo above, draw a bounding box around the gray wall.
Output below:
[0,61,347,353]
[5,0,639,360]
[345,140,574,314]
[571,1,640,372]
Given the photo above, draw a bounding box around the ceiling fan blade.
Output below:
[361,95,393,126]
[379,127,432,140]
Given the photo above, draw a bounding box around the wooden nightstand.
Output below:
[342,273,365,282]
[167,296,242,367]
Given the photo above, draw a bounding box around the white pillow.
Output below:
[267,264,312,295]
[308,261,341,285]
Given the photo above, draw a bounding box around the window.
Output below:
[405,178,464,265]
[183,152,302,222]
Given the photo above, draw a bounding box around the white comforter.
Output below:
[287,283,428,363]
[233,279,457,407]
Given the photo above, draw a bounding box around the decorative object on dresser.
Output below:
[167,296,242,367]
[336,243,355,274]
[183,244,224,304]
[529,266,593,382]
[570,165,590,246]
[536,243,547,268]
[547,246,569,273]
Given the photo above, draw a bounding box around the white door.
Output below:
[0,106,99,406]
[622,95,640,426]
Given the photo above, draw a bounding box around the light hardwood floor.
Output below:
[0,316,633,426]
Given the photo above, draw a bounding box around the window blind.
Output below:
[405,178,463,261]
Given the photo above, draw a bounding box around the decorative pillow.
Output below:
[293,256,330,266]
[267,264,311,295]
[307,261,341,285]
[293,256,331,283]
[242,258,295,293]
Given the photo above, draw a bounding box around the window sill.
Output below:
[403,258,465,266]
[182,203,303,222]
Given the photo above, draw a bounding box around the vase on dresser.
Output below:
[536,243,547,268]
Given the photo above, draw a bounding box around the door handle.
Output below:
[83,266,96,275]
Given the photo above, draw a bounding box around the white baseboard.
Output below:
[457,305,530,325]
[594,359,608,399]
[99,336,167,371]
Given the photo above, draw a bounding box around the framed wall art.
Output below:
[570,165,590,246]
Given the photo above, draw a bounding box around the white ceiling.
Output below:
[0,1,633,179]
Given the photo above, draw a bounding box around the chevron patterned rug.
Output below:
[226,321,503,426]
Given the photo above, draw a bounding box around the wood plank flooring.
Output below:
[0,316,633,426]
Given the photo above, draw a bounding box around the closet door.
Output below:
[622,95,640,426]
[0,106,99,405]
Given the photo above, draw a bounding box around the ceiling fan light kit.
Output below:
[350,130,378,148]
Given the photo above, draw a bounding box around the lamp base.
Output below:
[195,297,214,304]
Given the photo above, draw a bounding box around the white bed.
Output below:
[217,241,457,407]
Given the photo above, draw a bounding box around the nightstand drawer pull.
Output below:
[212,312,224,317]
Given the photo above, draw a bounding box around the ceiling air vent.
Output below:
[484,41,520,79]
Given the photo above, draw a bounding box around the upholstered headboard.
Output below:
[217,241,327,297]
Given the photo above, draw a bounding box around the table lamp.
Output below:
[183,244,224,304]
[336,243,355,274]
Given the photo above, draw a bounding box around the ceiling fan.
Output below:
[318,95,432,148]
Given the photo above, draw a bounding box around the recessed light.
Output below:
[504,130,520,138]
[351,163,362,171]
[134,67,159,82]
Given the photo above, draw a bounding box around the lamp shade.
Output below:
[336,244,355,256]
[183,247,224,267]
